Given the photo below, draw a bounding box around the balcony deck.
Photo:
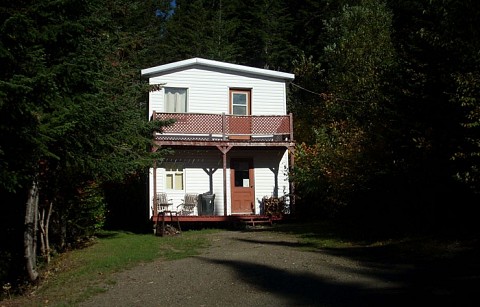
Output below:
[152,112,294,147]
[150,112,296,224]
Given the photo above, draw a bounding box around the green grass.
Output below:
[11,229,218,307]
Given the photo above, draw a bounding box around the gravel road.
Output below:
[80,229,478,307]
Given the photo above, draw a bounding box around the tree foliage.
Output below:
[1,0,480,286]
[153,0,296,69]
[290,0,479,227]
[292,0,399,212]
[0,0,167,283]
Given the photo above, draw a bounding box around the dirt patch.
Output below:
[77,228,479,307]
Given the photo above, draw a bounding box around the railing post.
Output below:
[289,113,294,141]
[222,112,226,140]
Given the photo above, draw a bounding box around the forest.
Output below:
[1,0,479,287]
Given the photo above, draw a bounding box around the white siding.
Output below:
[149,148,290,217]
[146,62,292,216]
[148,66,287,119]
[150,149,226,216]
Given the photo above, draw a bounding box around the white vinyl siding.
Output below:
[252,150,290,200]
[148,149,290,217]
[146,60,292,217]
[148,66,287,118]
[149,150,225,216]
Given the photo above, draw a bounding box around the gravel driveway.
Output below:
[80,229,478,307]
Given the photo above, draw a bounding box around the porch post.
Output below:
[222,151,227,216]
[217,145,233,216]
[288,146,295,215]
[153,161,157,217]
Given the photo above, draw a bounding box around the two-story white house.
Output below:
[141,58,295,227]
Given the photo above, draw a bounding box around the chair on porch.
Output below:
[154,192,173,215]
[177,193,199,215]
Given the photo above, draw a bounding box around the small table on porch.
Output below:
[155,211,181,236]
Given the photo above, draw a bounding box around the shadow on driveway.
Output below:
[199,235,480,306]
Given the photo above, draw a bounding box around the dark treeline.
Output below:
[1,0,479,289]
[289,0,480,233]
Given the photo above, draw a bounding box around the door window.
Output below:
[234,161,250,187]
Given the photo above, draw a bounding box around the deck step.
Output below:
[240,216,272,227]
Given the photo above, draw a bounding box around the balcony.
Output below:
[152,112,294,146]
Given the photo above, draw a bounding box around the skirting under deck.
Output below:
[152,214,283,225]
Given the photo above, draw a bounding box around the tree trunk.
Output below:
[24,180,39,281]
[39,209,45,258]
[39,201,53,263]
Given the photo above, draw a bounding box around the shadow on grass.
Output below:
[94,230,130,239]
[318,240,480,306]
[268,220,401,245]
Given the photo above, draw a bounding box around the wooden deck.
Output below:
[152,214,284,226]
[152,213,283,229]
[153,214,284,236]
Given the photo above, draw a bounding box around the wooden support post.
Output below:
[288,146,295,215]
[289,113,294,141]
[217,145,233,216]
[152,161,158,218]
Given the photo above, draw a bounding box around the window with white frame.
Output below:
[165,163,184,190]
[164,87,187,113]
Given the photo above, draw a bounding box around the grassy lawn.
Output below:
[4,229,218,307]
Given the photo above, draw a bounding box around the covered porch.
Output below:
[150,112,295,234]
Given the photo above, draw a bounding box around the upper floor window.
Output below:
[165,87,187,113]
[230,89,250,115]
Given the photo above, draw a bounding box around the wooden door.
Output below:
[229,89,251,140]
[230,158,254,214]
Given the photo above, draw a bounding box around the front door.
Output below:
[230,158,254,214]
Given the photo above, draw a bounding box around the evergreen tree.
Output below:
[157,0,237,63]
[0,0,168,281]
[387,0,480,223]
[233,0,296,70]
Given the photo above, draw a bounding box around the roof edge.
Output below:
[141,58,295,81]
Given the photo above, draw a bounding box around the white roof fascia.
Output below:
[141,57,295,81]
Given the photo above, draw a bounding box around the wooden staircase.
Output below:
[237,215,272,227]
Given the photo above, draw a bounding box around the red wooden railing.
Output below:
[152,112,294,141]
